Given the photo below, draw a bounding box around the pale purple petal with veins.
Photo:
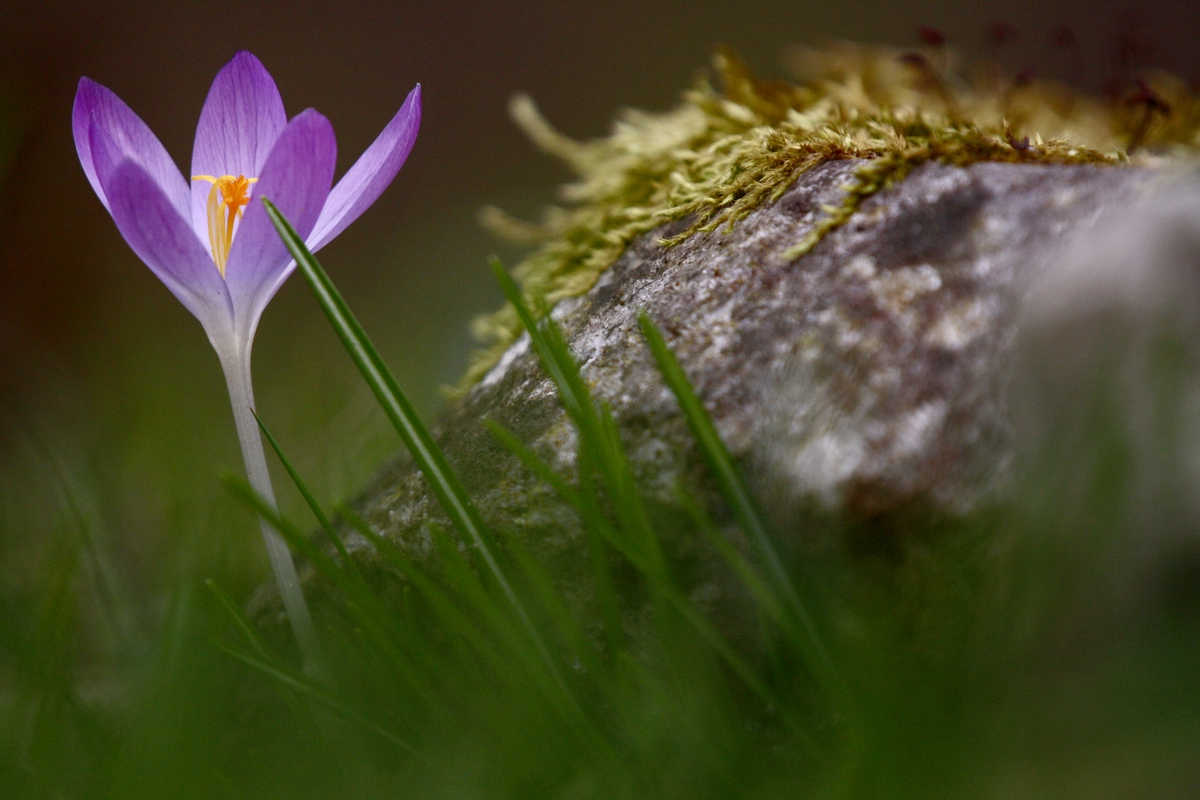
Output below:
[306,84,421,253]
[190,51,288,248]
[99,160,233,333]
[72,78,190,220]
[224,108,336,340]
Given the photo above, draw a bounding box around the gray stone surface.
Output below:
[358,159,1157,534]
[270,159,1186,633]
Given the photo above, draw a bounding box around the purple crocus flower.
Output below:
[72,51,421,674]
[74,50,420,359]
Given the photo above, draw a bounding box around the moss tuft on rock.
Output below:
[464,43,1200,390]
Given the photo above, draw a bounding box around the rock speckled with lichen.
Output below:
[332,161,1162,615]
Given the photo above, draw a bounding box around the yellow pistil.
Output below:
[192,174,259,277]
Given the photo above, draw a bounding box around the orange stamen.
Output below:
[192,174,259,277]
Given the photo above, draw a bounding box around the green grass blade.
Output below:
[222,474,404,636]
[341,507,615,762]
[486,418,623,653]
[263,199,569,707]
[425,521,554,681]
[252,409,358,577]
[224,475,354,598]
[596,401,665,574]
[336,505,499,657]
[637,313,835,679]
[489,257,590,425]
[491,260,771,697]
[210,639,426,759]
[484,418,580,505]
[490,259,650,562]
[264,200,495,574]
[250,409,419,688]
[223,475,449,706]
[204,578,271,661]
[673,487,787,623]
[499,529,604,676]
[334,505,500,697]
[247,426,428,690]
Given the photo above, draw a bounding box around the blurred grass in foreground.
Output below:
[1,206,1198,799]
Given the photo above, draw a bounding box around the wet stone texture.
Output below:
[282,159,1171,634]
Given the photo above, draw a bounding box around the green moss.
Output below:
[463,44,1200,390]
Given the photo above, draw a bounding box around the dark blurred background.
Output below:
[0,0,1197,594]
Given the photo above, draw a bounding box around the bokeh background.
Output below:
[1,0,1197,660]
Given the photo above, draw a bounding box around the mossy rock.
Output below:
[257,44,1199,647]
[306,158,1166,648]
[464,44,1199,389]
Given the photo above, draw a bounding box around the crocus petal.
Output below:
[73,77,190,220]
[306,84,421,253]
[99,158,234,335]
[190,51,288,247]
[224,108,336,339]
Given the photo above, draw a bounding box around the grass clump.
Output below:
[4,206,1198,797]
[466,43,1200,388]
[234,213,841,793]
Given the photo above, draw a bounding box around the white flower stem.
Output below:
[219,346,325,680]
